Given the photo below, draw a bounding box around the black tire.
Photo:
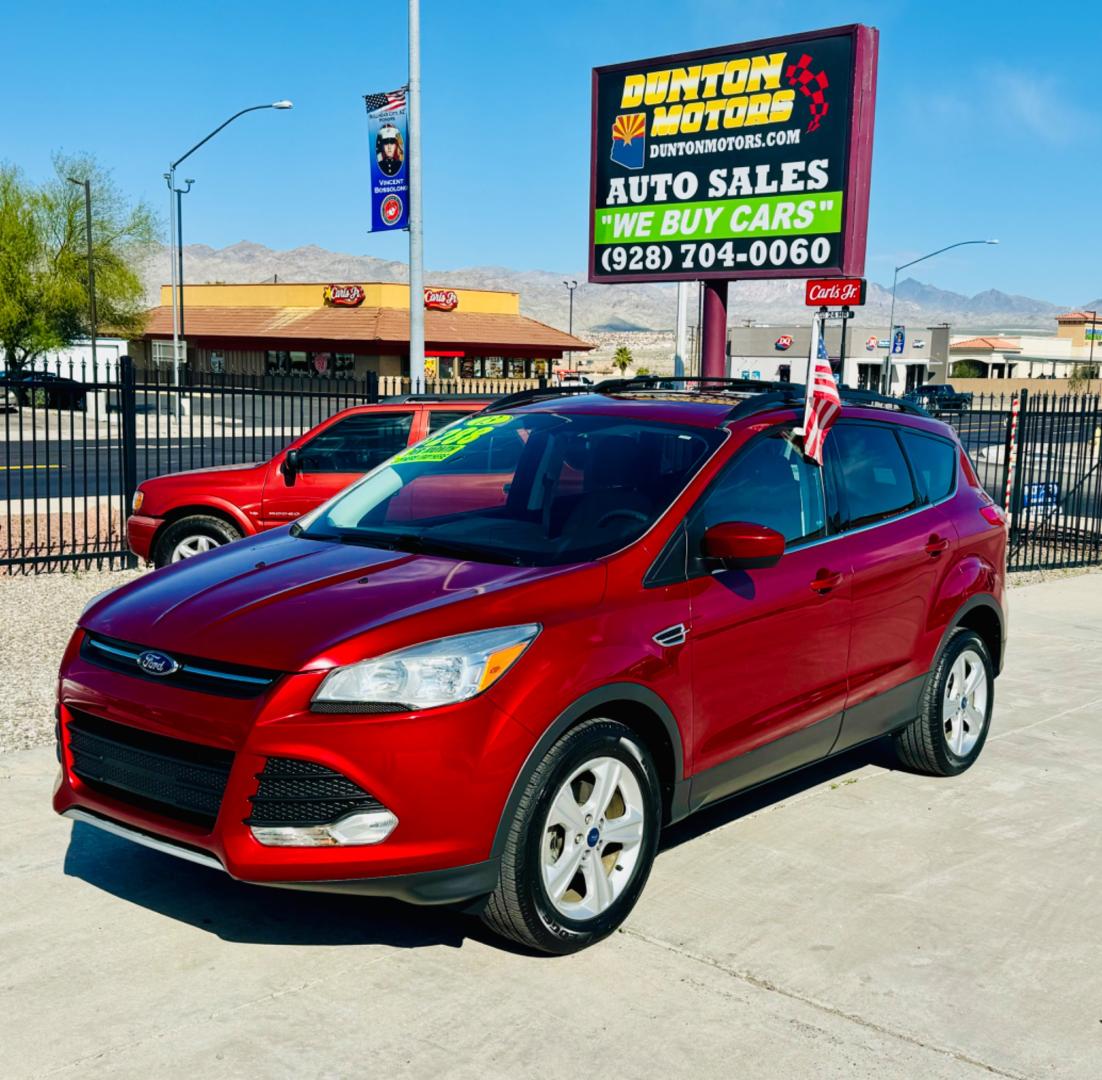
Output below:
[481,718,662,954]
[894,629,994,776]
[153,514,242,568]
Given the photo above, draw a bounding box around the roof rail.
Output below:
[381,393,494,403]
[728,384,930,421]
[482,384,614,412]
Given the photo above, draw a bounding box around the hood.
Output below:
[81,530,602,672]
[142,461,264,485]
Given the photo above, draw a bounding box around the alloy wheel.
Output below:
[170,535,219,562]
[942,647,988,757]
[540,755,646,921]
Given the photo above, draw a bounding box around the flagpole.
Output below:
[408,0,425,392]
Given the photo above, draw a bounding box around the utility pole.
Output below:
[563,280,577,366]
[407,0,425,391]
[1086,310,1097,396]
[66,177,97,379]
[673,281,689,378]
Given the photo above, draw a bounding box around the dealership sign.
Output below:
[589,25,879,283]
[424,288,459,311]
[805,277,865,306]
[323,284,365,307]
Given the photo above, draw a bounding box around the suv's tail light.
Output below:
[980,505,1006,527]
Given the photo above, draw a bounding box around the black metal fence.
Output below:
[3,364,1101,574]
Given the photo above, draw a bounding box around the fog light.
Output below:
[250,808,398,847]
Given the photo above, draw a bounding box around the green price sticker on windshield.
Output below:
[393,414,514,464]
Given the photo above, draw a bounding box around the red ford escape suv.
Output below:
[128,397,487,566]
[56,379,1007,954]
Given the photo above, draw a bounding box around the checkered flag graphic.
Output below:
[785,54,829,132]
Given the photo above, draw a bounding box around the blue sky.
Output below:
[4,0,1097,302]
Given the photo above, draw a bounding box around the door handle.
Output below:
[924,535,950,557]
[810,571,844,594]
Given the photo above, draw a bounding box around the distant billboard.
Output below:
[589,25,879,283]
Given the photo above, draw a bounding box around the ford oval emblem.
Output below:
[137,650,179,676]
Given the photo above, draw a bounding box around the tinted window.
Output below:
[428,409,476,433]
[301,411,721,566]
[900,430,957,503]
[831,424,916,527]
[695,429,825,545]
[298,412,413,473]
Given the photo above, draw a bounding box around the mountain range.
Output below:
[141,242,1090,336]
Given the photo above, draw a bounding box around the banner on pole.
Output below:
[364,88,409,232]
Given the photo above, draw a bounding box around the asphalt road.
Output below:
[1,573,1100,1078]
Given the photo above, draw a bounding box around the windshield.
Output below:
[298,410,722,566]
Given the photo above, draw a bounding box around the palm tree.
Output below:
[612,345,633,375]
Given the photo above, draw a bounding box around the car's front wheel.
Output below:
[153,514,242,567]
[481,718,662,954]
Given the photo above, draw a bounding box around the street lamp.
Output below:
[881,239,998,393]
[563,280,578,368]
[165,100,293,397]
[1085,310,1098,395]
[66,177,97,381]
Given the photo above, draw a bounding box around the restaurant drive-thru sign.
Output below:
[589,25,878,283]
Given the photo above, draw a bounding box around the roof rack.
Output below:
[481,377,929,419]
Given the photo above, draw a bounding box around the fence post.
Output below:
[120,355,138,568]
[1007,388,1028,552]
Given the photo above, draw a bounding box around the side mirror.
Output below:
[281,448,301,486]
[702,521,785,570]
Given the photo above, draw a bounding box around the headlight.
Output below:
[312,624,540,712]
[131,489,144,513]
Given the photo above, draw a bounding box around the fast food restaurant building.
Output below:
[131,282,591,381]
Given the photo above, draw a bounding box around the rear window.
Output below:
[830,423,917,528]
[900,430,957,503]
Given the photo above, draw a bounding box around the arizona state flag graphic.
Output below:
[610,113,645,169]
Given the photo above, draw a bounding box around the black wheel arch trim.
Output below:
[489,683,687,861]
[939,592,1005,674]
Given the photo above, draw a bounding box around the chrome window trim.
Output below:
[783,490,957,554]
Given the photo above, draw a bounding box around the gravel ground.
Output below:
[0,567,145,753]
[1,562,1098,754]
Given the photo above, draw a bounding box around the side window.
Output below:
[428,409,475,434]
[297,412,413,474]
[830,423,917,528]
[693,429,826,550]
[899,430,957,504]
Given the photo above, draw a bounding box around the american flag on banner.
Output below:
[364,89,407,113]
[799,313,841,465]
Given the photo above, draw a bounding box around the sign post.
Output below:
[589,24,878,376]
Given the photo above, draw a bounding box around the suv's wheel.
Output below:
[894,629,994,776]
[153,515,242,567]
[481,718,662,954]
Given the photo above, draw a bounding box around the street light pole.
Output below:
[563,280,577,367]
[66,177,97,380]
[881,239,999,393]
[1086,310,1098,396]
[165,100,292,397]
[408,0,425,392]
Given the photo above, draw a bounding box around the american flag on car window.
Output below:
[799,313,840,466]
[364,89,407,113]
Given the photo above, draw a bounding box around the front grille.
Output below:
[81,632,281,699]
[245,757,386,828]
[67,710,234,828]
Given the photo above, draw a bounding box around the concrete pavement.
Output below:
[2,573,1100,1079]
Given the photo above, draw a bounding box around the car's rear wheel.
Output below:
[153,515,242,567]
[481,718,661,954]
[894,629,994,776]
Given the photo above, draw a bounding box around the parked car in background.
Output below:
[904,384,973,412]
[0,370,89,410]
[63,379,1007,953]
[128,397,489,567]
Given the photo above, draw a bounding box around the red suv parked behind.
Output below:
[56,380,1007,953]
[128,398,487,566]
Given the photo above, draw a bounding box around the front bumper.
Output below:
[53,638,534,900]
[126,514,162,562]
